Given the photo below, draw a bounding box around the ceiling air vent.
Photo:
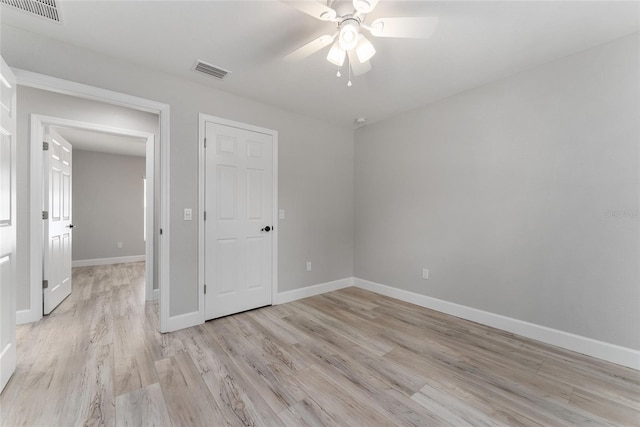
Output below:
[1,0,61,22]
[193,60,230,80]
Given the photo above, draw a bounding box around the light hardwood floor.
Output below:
[1,262,638,426]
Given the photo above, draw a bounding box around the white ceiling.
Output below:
[52,126,147,157]
[2,1,639,127]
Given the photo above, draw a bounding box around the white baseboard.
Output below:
[274,277,353,305]
[16,308,40,325]
[72,255,146,267]
[353,278,640,371]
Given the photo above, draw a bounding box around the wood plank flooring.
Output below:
[1,262,638,426]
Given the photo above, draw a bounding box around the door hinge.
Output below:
[42,280,48,289]
[159,228,163,235]
[204,284,207,294]
[204,138,207,149]
[42,141,49,151]
[204,211,206,221]
[42,211,48,220]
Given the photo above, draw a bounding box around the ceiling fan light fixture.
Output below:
[327,41,346,66]
[353,0,378,14]
[282,1,440,83]
[355,35,376,63]
[338,20,360,50]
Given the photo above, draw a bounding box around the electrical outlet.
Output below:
[184,208,192,221]
[306,261,312,271]
[422,268,429,279]
[117,242,123,249]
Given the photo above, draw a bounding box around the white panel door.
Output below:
[0,57,17,393]
[205,122,273,320]
[43,127,73,315]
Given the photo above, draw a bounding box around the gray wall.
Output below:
[14,86,159,311]
[10,22,634,349]
[72,150,146,261]
[4,25,354,317]
[355,34,640,350]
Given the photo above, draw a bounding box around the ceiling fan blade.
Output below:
[281,1,337,21]
[369,17,439,39]
[347,49,372,76]
[284,35,335,62]
[352,0,379,14]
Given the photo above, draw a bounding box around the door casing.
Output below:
[198,114,278,323]
[15,68,173,332]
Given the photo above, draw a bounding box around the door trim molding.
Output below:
[198,114,278,324]
[15,68,171,332]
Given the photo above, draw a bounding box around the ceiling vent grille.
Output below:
[193,60,230,80]
[1,0,61,22]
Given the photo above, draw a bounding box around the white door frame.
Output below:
[14,68,172,332]
[28,115,155,318]
[198,114,278,322]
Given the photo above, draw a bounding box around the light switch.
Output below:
[184,208,192,221]
[279,209,285,220]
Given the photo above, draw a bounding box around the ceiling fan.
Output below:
[283,0,438,85]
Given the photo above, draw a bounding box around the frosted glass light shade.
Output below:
[327,41,346,66]
[355,35,376,63]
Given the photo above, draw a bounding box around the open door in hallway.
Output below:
[43,127,73,314]
[0,56,17,393]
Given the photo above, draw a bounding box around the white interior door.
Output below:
[43,127,73,315]
[205,121,274,320]
[0,57,17,393]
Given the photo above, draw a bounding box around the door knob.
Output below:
[261,226,272,232]
[67,224,75,228]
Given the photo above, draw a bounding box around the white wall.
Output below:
[15,85,159,311]
[72,150,146,261]
[3,25,354,318]
[355,34,640,350]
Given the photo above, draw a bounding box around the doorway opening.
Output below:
[14,69,171,331]
[32,115,156,315]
